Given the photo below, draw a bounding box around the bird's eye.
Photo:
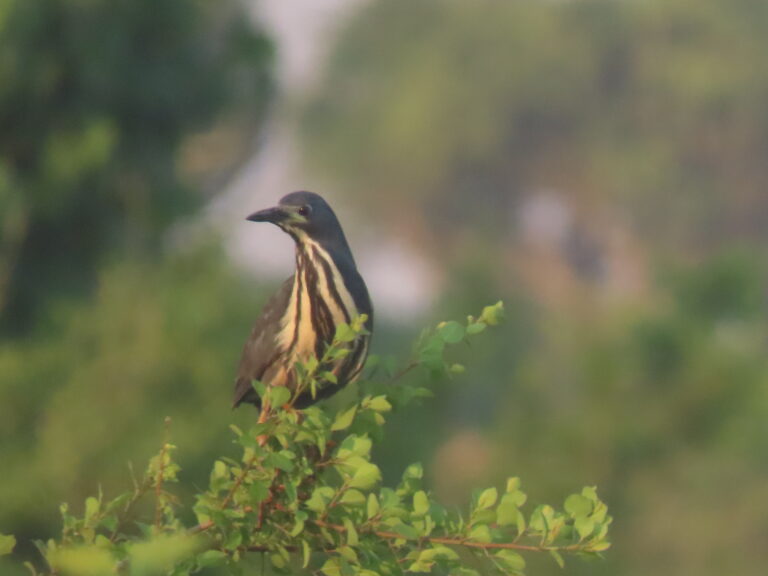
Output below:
[298,205,312,217]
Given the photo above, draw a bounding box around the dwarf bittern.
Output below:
[233,191,373,409]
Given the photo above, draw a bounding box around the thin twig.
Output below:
[311,519,583,554]
[216,405,272,516]
[109,477,153,542]
[153,417,172,529]
[389,360,418,383]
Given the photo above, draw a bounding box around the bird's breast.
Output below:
[276,241,361,367]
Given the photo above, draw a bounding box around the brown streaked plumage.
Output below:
[233,191,373,410]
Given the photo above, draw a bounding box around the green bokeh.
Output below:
[3,0,768,574]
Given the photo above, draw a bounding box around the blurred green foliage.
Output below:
[304,0,768,249]
[4,308,613,576]
[0,0,271,333]
[0,0,273,570]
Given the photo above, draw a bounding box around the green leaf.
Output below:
[530,505,554,533]
[477,487,498,510]
[506,477,521,492]
[449,363,465,374]
[413,491,429,516]
[335,323,358,343]
[340,489,366,506]
[419,337,446,371]
[328,348,351,361]
[331,405,358,431]
[403,462,424,481]
[349,463,381,490]
[518,511,528,534]
[268,386,291,408]
[582,486,599,502]
[496,498,519,526]
[0,533,16,556]
[390,522,420,540]
[337,546,358,564]
[302,540,312,569]
[479,301,504,325]
[564,494,593,518]
[197,550,227,568]
[407,560,433,573]
[505,489,527,507]
[575,516,596,540]
[270,552,287,570]
[591,500,609,524]
[335,455,369,475]
[224,530,243,550]
[249,480,271,504]
[343,518,359,546]
[306,487,334,513]
[438,321,465,343]
[265,452,294,472]
[349,435,373,457]
[321,558,342,576]
[367,395,392,412]
[85,496,100,519]
[465,322,486,335]
[367,494,380,519]
[468,525,491,543]
[303,355,320,374]
[213,460,228,480]
[549,549,565,569]
[419,546,459,562]
[321,371,338,384]
[589,540,612,552]
[251,380,266,397]
[496,550,525,573]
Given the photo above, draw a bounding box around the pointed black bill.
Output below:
[246,206,286,223]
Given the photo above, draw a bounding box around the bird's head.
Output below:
[246,191,351,252]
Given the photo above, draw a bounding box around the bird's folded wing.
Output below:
[232,276,294,407]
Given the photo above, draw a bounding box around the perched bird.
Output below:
[233,191,373,410]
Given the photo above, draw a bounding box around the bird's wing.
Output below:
[232,276,294,407]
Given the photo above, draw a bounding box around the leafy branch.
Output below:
[5,302,611,576]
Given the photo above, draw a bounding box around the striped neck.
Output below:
[277,238,361,361]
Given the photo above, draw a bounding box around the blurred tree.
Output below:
[302,0,768,255]
[0,0,273,563]
[0,0,271,333]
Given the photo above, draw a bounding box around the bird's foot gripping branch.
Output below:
[12,302,611,576]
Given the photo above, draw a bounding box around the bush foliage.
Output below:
[1,303,611,576]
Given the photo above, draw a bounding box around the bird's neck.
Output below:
[289,237,362,344]
[294,235,356,271]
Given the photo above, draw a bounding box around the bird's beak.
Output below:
[246,206,287,224]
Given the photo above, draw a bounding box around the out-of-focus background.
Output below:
[2,0,768,574]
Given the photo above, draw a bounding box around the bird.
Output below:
[233,191,373,410]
